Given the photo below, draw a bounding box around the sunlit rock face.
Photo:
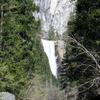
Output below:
[51,0,76,35]
[33,0,51,37]
[33,0,76,36]
[0,92,15,100]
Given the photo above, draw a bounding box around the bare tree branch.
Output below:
[67,36,100,71]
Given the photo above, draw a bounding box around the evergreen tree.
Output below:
[60,0,100,99]
[0,0,48,99]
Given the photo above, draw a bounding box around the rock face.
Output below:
[55,40,65,76]
[55,40,65,60]
[33,0,76,36]
[0,92,15,100]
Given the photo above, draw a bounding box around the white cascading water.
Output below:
[34,0,76,77]
[41,39,57,77]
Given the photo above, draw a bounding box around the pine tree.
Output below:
[60,0,100,99]
[0,0,46,99]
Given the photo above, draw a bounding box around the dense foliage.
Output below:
[0,0,50,99]
[60,0,100,100]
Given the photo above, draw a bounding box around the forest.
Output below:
[60,0,100,100]
[0,0,52,99]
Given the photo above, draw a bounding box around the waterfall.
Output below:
[41,39,57,77]
[34,0,76,77]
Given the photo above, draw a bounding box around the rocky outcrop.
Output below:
[55,40,65,60]
[0,92,15,100]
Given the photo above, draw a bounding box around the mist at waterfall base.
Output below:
[34,0,76,77]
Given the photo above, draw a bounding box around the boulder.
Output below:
[0,92,15,100]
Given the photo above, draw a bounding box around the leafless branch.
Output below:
[67,36,100,71]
